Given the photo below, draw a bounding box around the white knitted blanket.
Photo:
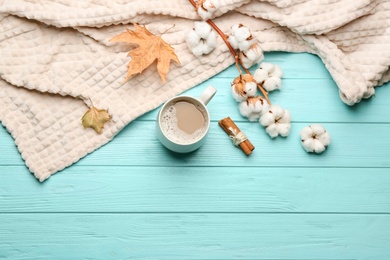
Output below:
[1,0,389,181]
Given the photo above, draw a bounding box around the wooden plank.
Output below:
[2,121,390,167]
[221,52,333,79]
[0,213,389,259]
[35,122,390,167]
[1,166,390,213]
[138,77,390,123]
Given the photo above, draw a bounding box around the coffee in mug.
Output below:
[160,99,208,144]
[156,85,217,153]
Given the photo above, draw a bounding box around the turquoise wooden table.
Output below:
[1,52,390,259]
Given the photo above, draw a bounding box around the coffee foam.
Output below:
[160,100,208,144]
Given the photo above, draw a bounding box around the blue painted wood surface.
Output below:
[1,52,390,259]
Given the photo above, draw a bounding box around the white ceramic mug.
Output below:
[156,86,217,153]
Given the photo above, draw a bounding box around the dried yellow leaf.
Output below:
[110,23,180,83]
[81,103,111,134]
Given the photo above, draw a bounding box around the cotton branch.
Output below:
[188,0,270,105]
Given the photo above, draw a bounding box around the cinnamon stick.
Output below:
[218,117,254,155]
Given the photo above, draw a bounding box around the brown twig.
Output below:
[235,56,243,75]
[188,0,271,105]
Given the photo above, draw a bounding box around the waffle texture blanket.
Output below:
[1,0,389,181]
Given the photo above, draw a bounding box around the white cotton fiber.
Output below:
[263,77,282,91]
[186,21,217,56]
[259,105,291,138]
[253,69,269,84]
[300,124,331,153]
[240,43,264,69]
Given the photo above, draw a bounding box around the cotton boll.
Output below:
[186,21,217,56]
[300,124,331,153]
[197,7,213,20]
[232,81,257,102]
[245,44,264,62]
[231,74,257,102]
[259,62,275,72]
[259,105,291,138]
[228,24,256,52]
[240,43,264,69]
[203,0,220,11]
[197,0,220,20]
[253,68,269,84]
[255,62,283,92]
[235,26,251,42]
[263,77,282,91]
[239,96,269,121]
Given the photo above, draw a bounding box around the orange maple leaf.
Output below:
[110,24,180,83]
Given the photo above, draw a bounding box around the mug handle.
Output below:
[198,85,217,105]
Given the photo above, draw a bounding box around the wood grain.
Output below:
[2,121,390,167]
[1,166,390,213]
[0,214,390,259]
